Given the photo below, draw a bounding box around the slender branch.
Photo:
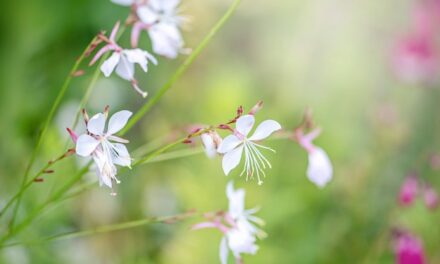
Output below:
[8,36,99,228]
[2,210,197,248]
[120,0,242,135]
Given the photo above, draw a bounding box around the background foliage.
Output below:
[0,0,439,263]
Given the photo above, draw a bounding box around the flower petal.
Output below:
[307,147,333,188]
[201,133,217,159]
[111,143,132,168]
[222,145,243,176]
[76,134,100,157]
[236,115,255,137]
[111,0,134,6]
[249,120,281,141]
[217,135,242,154]
[148,23,183,59]
[220,237,229,264]
[115,55,135,80]
[123,49,151,72]
[137,6,159,25]
[226,181,245,218]
[107,110,133,135]
[100,52,121,77]
[87,113,106,135]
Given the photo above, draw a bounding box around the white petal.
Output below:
[149,23,183,59]
[100,52,121,77]
[201,133,217,159]
[307,147,333,188]
[249,120,282,141]
[137,6,159,24]
[76,134,100,157]
[222,145,243,176]
[107,110,133,135]
[236,115,255,137]
[111,143,132,167]
[115,55,135,80]
[124,49,149,72]
[111,0,134,6]
[220,237,229,264]
[87,113,106,135]
[226,182,245,218]
[217,135,242,154]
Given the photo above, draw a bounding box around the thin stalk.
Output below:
[9,36,98,228]
[2,210,197,248]
[120,0,242,134]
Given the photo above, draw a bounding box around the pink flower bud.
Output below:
[399,175,419,206]
[66,128,78,143]
[423,185,439,210]
[394,231,426,264]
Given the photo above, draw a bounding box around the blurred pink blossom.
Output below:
[398,175,419,206]
[394,231,426,264]
[423,184,439,210]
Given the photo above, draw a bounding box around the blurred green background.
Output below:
[1,0,440,263]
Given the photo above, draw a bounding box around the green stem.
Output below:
[119,0,242,135]
[8,36,98,228]
[2,210,197,248]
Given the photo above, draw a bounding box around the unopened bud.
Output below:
[81,109,89,124]
[66,128,78,143]
[72,70,85,77]
[104,105,110,119]
[249,101,263,115]
[43,170,54,174]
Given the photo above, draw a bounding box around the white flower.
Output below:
[90,22,158,98]
[217,115,281,185]
[296,128,333,188]
[200,131,222,159]
[192,181,264,264]
[137,0,185,58]
[101,49,157,98]
[307,147,333,188]
[220,221,259,264]
[75,110,133,190]
[226,182,265,236]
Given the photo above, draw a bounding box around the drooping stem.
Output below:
[120,0,242,135]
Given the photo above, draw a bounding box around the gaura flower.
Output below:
[135,0,186,58]
[200,130,222,159]
[217,115,282,185]
[295,128,333,188]
[423,184,439,210]
[394,231,426,264]
[398,175,419,206]
[192,181,264,264]
[75,110,133,192]
[90,22,157,97]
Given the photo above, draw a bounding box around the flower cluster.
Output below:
[193,182,265,264]
[88,0,186,97]
[398,173,438,210]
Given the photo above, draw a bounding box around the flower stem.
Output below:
[8,36,99,229]
[119,0,242,135]
[1,210,198,248]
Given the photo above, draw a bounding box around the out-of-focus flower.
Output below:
[192,181,264,264]
[72,109,132,192]
[295,128,333,188]
[392,0,440,84]
[423,184,439,210]
[201,130,223,159]
[90,22,157,97]
[398,175,419,206]
[134,0,186,58]
[217,114,281,185]
[394,231,426,264]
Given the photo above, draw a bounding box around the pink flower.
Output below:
[423,184,439,210]
[398,175,419,206]
[394,231,426,264]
